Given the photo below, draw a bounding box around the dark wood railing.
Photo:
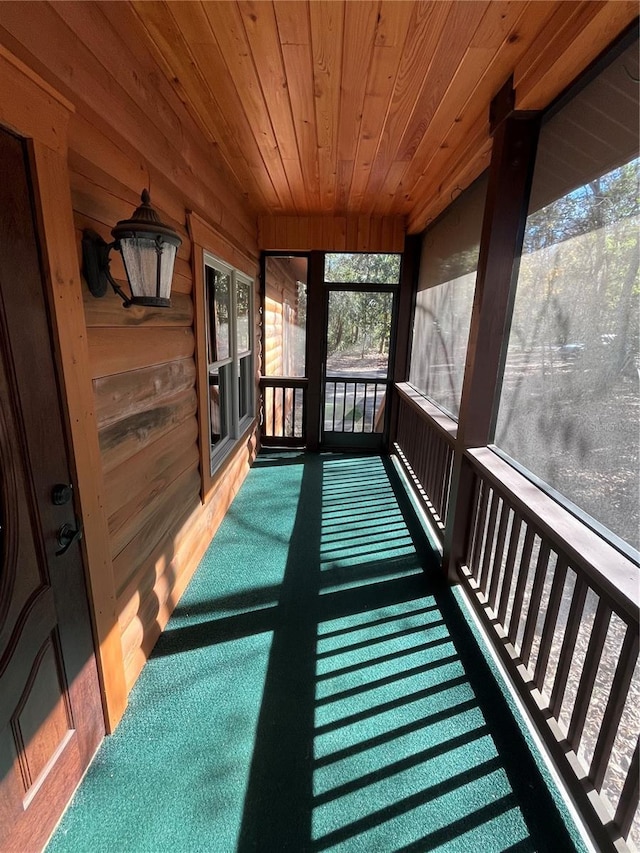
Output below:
[324,377,387,434]
[461,447,639,850]
[394,383,456,541]
[260,376,307,446]
[393,384,639,851]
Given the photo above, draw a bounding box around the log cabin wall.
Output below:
[0,4,259,721]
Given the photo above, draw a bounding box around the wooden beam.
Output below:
[31,141,128,732]
[305,251,325,451]
[443,110,541,582]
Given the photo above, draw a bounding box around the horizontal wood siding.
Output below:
[0,3,259,702]
[68,141,257,696]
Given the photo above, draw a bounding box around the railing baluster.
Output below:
[342,381,347,430]
[363,382,369,431]
[436,438,449,522]
[497,514,522,626]
[271,386,276,436]
[351,382,357,432]
[469,480,489,580]
[425,427,438,514]
[507,527,535,645]
[479,491,500,596]
[590,626,639,791]
[567,598,612,750]
[291,387,296,437]
[533,557,568,691]
[549,575,588,718]
[488,501,510,611]
[331,381,336,431]
[464,474,482,569]
[520,541,551,669]
[615,738,639,840]
[372,383,379,432]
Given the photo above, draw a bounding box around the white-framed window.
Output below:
[204,252,254,473]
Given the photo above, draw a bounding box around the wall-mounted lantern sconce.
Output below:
[82,189,182,308]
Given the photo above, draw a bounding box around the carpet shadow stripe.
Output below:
[313,724,491,807]
[315,653,461,707]
[311,757,505,850]
[314,698,481,769]
[314,675,472,735]
[316,635,453,681]
[316,618,447,659]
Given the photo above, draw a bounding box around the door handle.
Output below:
[56,519,83,556]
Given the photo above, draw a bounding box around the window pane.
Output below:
[324,253,400,284]
[265,256,307,376]
[207,266,231,362]
[239,355,252,421]
[236,279,251,354]
[209,364,231,450]
[326,290,393,379]
[495,43,639,551]
[409,174,487,418]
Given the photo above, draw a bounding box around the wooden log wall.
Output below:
[0,4,259,712]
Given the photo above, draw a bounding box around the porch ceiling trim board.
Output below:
[258,214,406,252]
[0,45,127,731]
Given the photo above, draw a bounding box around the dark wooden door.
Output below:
[0,127,104,851]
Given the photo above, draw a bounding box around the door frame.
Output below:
[0,45,127,730]
[321,282,399,451]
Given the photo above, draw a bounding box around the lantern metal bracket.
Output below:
[82,229,133,308]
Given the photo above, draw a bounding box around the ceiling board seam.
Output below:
[194,0,285,211]
[237,0,301,215]
[358,2,451,215]
[347,0,413,213]
[130,0,258,208]
[384,0,538,217]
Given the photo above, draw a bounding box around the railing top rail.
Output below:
[395,382,458,443]
[465,446,640,625]
[260,376,309,388]
[325,375,389,383]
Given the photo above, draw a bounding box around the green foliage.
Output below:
[324,252,401,284]
[324,254,398,359]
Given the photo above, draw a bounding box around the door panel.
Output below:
[322,287,397,449]
[0,127,104,852]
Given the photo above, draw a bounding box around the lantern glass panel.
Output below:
[119,236,160,300]
[158,242,177,301]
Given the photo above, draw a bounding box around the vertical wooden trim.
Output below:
[306,251,325,451]
[30,141,127,732]
[389,234,420,445]
[443,111,540,581]
[189,227,212,502]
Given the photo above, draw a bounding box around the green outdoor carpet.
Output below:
[47,452,585,853]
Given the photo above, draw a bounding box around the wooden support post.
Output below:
[305,251,325,451]
[443,108,540,582]
[388,234,420,447]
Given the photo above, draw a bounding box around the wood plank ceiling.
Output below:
[129,1,637,233]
